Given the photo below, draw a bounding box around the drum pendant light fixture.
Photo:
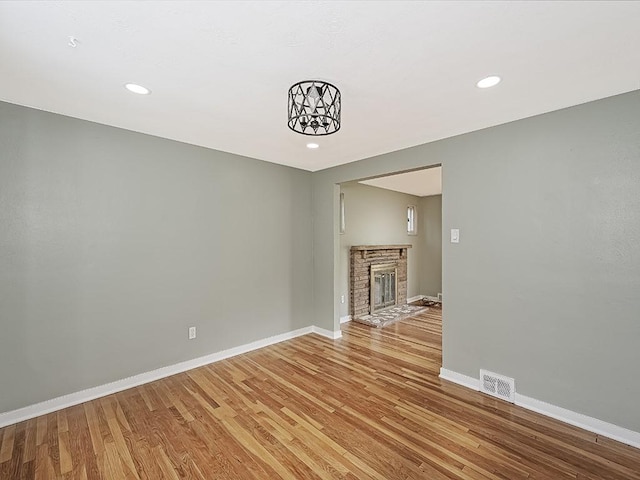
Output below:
[288,80,341,136]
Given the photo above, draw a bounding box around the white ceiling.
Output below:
[1,1,640,172]
[360,167,442,198]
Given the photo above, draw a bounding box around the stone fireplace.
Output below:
[350,245,411,319]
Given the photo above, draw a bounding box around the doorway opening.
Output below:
[338,164,443,335]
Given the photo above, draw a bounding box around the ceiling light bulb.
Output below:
[476,76,501,89]
[306,143,319,149]
[125,83,151,95]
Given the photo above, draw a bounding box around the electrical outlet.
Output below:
[341,295,345,304]
[188,326,196,340]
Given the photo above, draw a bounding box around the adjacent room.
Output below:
[1,1,640,479]
[339,166,442,328]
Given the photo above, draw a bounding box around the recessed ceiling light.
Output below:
[125,83,151,95]
[306,143,319,149]
[476,76,501,89]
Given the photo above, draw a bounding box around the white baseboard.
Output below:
[406,295,424,303]
[340,315,352,324]
[313,326,343,339]
[514,394,640,450]
[439,368,640,449]
[0,324,341,429]
[439,368,480,391]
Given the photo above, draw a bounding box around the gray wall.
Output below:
[338,182,422,318]
[313,90,640,432]
[419,195,442,297]
[3,90,640,433]
[0,101,313,413]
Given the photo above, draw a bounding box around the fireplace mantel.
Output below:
[350,244,412,251]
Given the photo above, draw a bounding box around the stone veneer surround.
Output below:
[350,245,411,319]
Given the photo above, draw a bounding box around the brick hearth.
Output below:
[350,245,411,319]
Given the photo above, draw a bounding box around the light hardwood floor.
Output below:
[1,308,639,479]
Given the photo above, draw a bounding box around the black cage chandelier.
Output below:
[288,80,341,136]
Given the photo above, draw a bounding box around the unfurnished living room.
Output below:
[1,1,640,479]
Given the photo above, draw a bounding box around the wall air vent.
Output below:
[479,369,515,403]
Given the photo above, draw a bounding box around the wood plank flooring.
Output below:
[1,308,639,479]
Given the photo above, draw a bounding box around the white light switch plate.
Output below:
[451,229,460,243]
[188,326,196,340]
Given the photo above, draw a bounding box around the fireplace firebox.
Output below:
[370,263,397,312]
